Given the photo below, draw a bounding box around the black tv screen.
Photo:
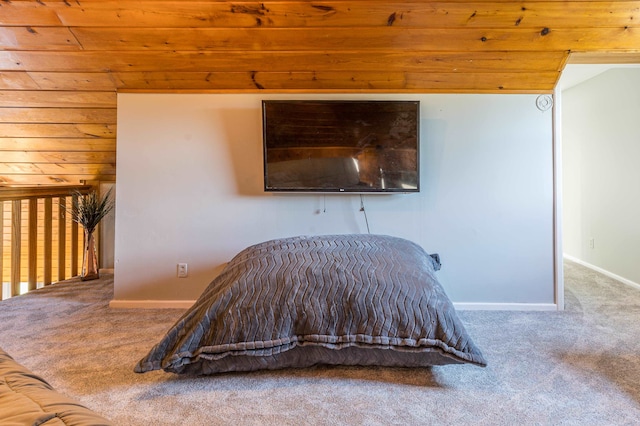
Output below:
[262,100,420,193]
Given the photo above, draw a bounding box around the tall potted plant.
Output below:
[71,189,114,281]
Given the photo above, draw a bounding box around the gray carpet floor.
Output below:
[1,260,639,425]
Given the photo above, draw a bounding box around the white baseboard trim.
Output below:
[563,254,640,290]
[454,302,558,311]
[109,299,196,309]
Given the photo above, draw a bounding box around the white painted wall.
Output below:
[562,68,640,285]
[114,93,555,306]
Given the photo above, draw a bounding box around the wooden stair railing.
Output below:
[1,185,92,300]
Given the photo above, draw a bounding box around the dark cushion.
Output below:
[136,234,486,375]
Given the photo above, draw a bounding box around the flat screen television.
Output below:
[262,100,420,193]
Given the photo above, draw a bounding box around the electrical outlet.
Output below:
[589,238,595,249]
[177,263,188,278]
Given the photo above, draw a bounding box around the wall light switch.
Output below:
[589,238,595,249]
[177,263,188,278]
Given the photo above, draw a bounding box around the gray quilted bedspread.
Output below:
[135,234,486,375]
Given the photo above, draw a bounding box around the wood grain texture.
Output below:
[28,198,37,290]
[0,108,116,124]
[58,196,65,282]
[0,72,39,90]
[0,27,81,51]
[31,1,640,29]
[0,0,639,187]
[27,72,117,91]
[0,175,114,186]
[0,1,63,26]
[0,123,116,138]
[71,27,640,52]
[71,194,78,277]
[0,185,92,201]
[44,197,52,285]
[0,138,116,152]
[0,163,116,176]
[0,90,116,108]
[1,50,568,73]
[0,151,116,164]
[568,51,640,64]
[11,200,21,296]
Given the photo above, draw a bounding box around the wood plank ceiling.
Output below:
[1,0,639,187]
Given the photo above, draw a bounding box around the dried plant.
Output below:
[70,189,114,235]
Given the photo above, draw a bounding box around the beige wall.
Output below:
[114,93,556,308]
[563,68,640,285]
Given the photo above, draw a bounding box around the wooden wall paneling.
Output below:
[0,163,116,176]
[0,90,116,108]
[44,197,52,285]
[0,151,116,164]
[0,138,117,152]
[11,200,20,296]
[0,72,117,92]
[27,72,117,91]
[0,175,115,186]
[28,197,37,291]
[0,108,117,124]
[0,123,116,138]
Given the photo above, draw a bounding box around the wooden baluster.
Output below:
[58,197,66,282]
[44,198,52,286]
[0,201,4,300]
[28,198,37,291]
[71,194,78,277]
[11,200,21,297]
